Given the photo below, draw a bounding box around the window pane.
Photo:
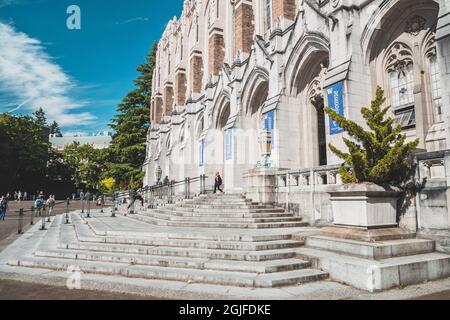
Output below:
[389,63,414,108]
[429,55,443,123]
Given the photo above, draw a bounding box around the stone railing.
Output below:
[274,164,343,189]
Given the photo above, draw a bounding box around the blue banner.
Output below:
[326,82,345,135]
[225,129,233,161]
[199,139,205,167]
[263,111,275,150]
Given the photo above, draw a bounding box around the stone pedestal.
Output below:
[326,183,401,229]
[243,168,278,205]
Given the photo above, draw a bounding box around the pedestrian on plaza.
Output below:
[80,191,84,201]
[0,195,7,221]
[47,195,56,216]
[18,191,22,202]
[14,191,18,201]
[34,195,45,216]
[23,191,27,201]
[214,172,224,194]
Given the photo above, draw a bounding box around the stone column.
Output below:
[175,70,187,106]
[208,29,225,76]
[436,0,450,149]
[234,0,255,56]
[436,0,450,230]
[154,95,164,124]
[272,0,296,22]
[163,84,174,116]
[189,52,204,93]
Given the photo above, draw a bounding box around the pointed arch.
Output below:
[241,66,270,116]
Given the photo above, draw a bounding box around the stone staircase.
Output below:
[128,193,309,229]
[7,194,328,288]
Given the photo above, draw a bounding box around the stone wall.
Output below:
[234,0,255,55]
[190,54,203,93]
[272,0,296,22]
[208,30,225,75]
[175,71,187,106]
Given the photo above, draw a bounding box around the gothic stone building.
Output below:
[144,0,450,236]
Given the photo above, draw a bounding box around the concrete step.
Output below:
[129,214,309,229]
[295,246,450,292]
[74,220,297,243]
[9,257,328,288]
[139,211,302,223]
[152,209,293,218]
[35,249,311,273]
[305,236,435,260]
[62,236,303,251]
[172,207,287,214]
[62,241,297,261]
[176,204,270,209]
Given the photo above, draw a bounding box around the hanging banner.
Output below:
[225,129,233,161]
[264,111,275,150]
[199,139,205,167]
[326,81,345,135]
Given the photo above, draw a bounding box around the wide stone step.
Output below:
[9,257,328,288]
[176,204,269,209]
[305,236,435,260]
[173,207,287,214]
[34,249,310,273]
[295,246,450,292]
[152,209,293,218]
[62,236,303,251]
[129,214,308,229]
[140,211,302,223]
[74,220,297,243]
[62,242,297,261]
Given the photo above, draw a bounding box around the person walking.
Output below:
[214,172,224,194]
[47,195,56,216]
[23,191,27,201]
[0,195,7,221]
[34,195,45,216]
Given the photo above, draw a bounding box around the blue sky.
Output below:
[0,0,183,135]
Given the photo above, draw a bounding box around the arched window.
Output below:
[386,43,415,129]
[428,55,443,123]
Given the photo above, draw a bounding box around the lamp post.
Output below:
[256,129,273,168]
[65,198,70,224]
[86,192,91,218]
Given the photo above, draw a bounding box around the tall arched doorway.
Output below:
[294,53,329,168]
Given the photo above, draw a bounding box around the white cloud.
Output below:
[0,22,96,126]
[115,17,149,25]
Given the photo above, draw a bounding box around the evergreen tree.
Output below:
[108,42,157,189]
[325,86,419,187]
[49,121,63,137]
[33,107,47,127]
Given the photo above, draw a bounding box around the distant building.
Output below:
[50,133,112,151]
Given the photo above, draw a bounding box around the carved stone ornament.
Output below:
[405,16,426,36]
[331,0,340,8]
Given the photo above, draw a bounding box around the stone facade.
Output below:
[145,0,450,236]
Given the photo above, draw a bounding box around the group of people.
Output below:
[33,193,56,214]
[4,191,28,202]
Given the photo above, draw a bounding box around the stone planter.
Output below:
[326,183,401,229]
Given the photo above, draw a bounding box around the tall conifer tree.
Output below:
[108,42,157,189]
[325,86,419,187]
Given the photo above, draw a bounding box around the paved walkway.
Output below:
[0,279,153,300]
[0,210,450,300]
[0,200,102,242]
